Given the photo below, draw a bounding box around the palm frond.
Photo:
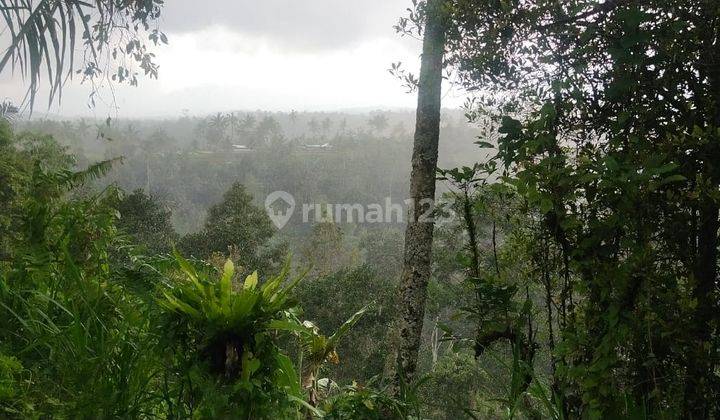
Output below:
[58,156,122,188]
[0,0,166,111]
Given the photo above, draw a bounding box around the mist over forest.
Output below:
[17,110,483,234]
[2,1,720,419]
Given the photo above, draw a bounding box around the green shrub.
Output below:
[157,254,306,417]
[321,380,406,420]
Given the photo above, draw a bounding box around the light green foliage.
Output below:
[0,353,22,406]
[0,125,380,418]
[157,255,307,418]
[160,257,302,340]
[272,303,371,388]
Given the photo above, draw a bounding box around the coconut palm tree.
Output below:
[207,112,229,149]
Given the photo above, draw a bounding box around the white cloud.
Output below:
[159,0,412,51]
[1,3,468,118]
[153,26,421,110]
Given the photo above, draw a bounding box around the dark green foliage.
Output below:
[321,380,407,420]
[0,127,155,417]
[428,174,547,418]
[117,189,178,254]
[415,0,720,417]
[179,182,284,275]
[0,126,377,418]
[0,353,23,414]
[296,266,398,384]
[0,121,17,260]
[7,1,719,417]
[420,351,483,420]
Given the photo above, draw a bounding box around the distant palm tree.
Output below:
[208,112,228,130]
[255,116,281,145]
[240,114,256,132]
[207,113,229,149]
[367,113,389,134]
[227,112,241,143]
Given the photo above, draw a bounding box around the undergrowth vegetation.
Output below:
[0,122,400,418]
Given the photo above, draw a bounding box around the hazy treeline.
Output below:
[18,110,481,234]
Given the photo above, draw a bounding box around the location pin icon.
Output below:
[265,191,295,229]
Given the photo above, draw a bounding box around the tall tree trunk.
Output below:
[684,8,720,416]
[394,0,446,390]
[145,157,152,192]
[684,199,718,417]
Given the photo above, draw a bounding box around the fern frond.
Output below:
[59,157,123,189]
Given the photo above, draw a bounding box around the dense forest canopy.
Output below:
[1,0,719,419]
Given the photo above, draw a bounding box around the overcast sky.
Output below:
[1,0,466,118]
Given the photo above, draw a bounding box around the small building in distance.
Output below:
[231,144,254,152]
[302,143,333,151]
